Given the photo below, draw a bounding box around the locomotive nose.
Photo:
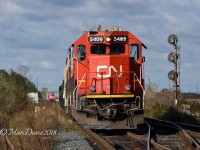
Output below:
[89,55,129,94]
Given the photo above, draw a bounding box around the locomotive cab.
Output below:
[62,26,146,129]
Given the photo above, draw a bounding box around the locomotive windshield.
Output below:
[110,44,125,54]
[91,44,106,54]
[90,44,125,55]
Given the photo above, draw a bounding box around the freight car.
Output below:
[59,26,147,129]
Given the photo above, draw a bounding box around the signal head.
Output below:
[168,70,178,81]
[168,52,178,63]
[168,34,178,45]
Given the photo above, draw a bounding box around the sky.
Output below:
[0,0,200,92]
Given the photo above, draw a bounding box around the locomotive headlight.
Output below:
[90,86,96,92]
[106,37,111,42]
[125,85,131,91]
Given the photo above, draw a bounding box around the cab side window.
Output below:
[130,44,139,60]
[77,45,86,61]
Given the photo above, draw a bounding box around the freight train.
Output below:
[59,26,147,129]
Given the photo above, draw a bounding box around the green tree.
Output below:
[0,67,37,128]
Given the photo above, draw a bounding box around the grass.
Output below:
[0,101,69,150]
[144,100,200,125]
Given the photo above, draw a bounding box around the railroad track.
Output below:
[172,121,200,144]
[186,130,200,144]
[85,129,148,150]
[82,118,200,150]
[145,118,200,150]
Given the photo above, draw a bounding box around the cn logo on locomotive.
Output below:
[96,65,123,78]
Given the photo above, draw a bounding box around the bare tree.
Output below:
[145,84,158,100]
[17,65,30,78]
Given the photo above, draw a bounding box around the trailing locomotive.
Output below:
[59,26,146,129]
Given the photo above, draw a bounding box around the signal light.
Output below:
[168,52,178,63]
[168,34,178,45]
[168,70,178,81]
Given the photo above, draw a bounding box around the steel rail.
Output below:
[145,118,200,149]
[86,129,115,150]
[145,122,151,150]
[172,121,200,132]
[126,131,150,150]
[185,130,200,140]
[86,129,148,150]
[150,139,171,150]
[144,121,171,150]
[128,121,172,150]
[127,131,146,142]
[160,119,200,149]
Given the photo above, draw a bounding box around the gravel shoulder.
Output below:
[52,124,99,150]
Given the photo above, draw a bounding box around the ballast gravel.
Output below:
[52,125,93,150]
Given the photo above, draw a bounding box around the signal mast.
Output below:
[167,34,180,106]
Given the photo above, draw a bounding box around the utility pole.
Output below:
[167,34,180,106]
[196,84,198,94]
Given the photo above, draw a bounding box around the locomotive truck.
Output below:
[59,26,147,129]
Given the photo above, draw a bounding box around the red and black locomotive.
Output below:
[59,26,146,129]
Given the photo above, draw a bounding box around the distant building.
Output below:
[182,104,190,115]
[27,92,38,103]
[41,88,48,100]
[183,99,200,119]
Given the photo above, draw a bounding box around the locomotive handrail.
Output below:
[140,64,145,108]
[134,73,144,92]
[134,72,145,109]
[73,56,88,84]
[73,56,88,109]
[74,70,145,100]
[73,57,79,86]
[77,71,144,87]
[73,72,86,109]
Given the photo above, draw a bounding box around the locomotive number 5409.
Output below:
[113,36,127,42]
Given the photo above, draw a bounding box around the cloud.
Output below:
[37,0,84,7]
[38,61,56,70]
[119,0,146,4]
[1,0,200,91]
[3,1,24,14]
[0,0,35,16]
